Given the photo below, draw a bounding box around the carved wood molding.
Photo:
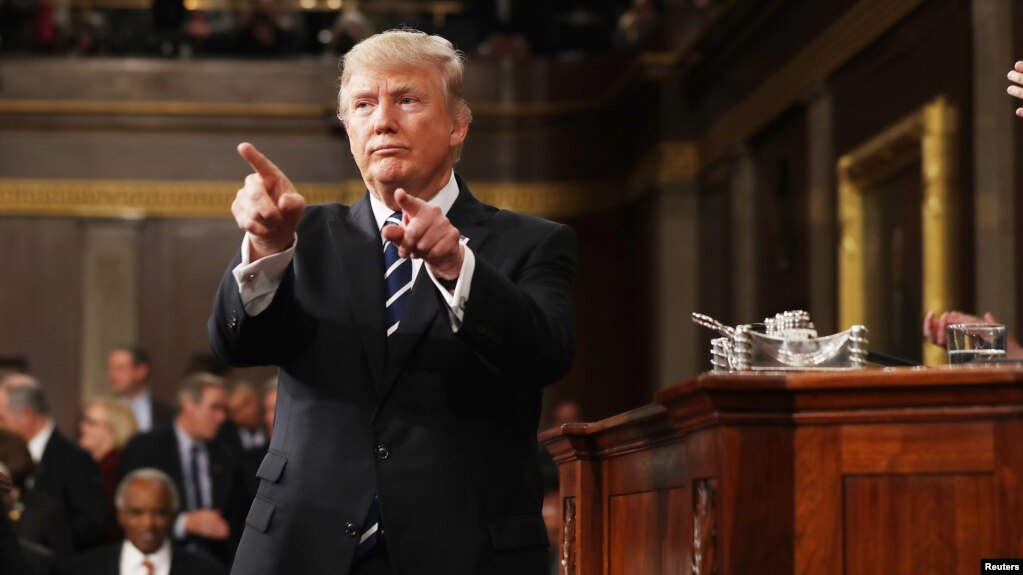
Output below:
[561,497,577,575]
[0,177,650,219]
[0,99,332,119]
[692,478,718,575]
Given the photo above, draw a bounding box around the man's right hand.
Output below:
[923,310,1023,358]
[233,142,307,260]
[183,509,230,540]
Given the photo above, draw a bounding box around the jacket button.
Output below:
[375,445,390,460]
[345,521,358,537]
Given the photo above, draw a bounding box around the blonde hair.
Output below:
[337,28,473,128]
[85,398,138,450]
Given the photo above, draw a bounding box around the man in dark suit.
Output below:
[66,468,226,575]
[0,375,108,553]
[107,346,175,433]
[210,28,577,575]
[121,373,246,566]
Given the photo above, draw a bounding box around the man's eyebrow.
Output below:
[387,82,429,98]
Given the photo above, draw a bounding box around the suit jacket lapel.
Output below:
[378,176,493,400]
[328,193,387,391]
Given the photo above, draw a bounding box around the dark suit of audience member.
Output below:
[121,375,246,566]
[13,487,72,561]
[66,542,226,575]
[1,511,28,575]
[149,398,176,432]
[213,421,264,499]
[0,378,108,553]
[34,428,109,552]
[19,538,58,575]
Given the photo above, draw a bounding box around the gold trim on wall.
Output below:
[0,100,333,119]
[0,177,639,220]
[837,96,957,366]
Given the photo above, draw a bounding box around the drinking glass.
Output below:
[946,323,1007,365]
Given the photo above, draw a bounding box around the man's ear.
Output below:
[450,115,469,149]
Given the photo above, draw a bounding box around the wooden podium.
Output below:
[542,367,1023,575]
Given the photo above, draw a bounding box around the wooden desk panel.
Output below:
[544,367,1023,575]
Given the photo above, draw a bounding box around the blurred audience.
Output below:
[261,376,276,439]
[79,398,138,542]
[0,428,70,565]
[66,468,227,575]
[215,381,266,496]
[107,346,174,433]
[0,375,108,553]
[1,0,644,57]
[183,353,231,379]
[121,372,246,567]
[217,382,265,454]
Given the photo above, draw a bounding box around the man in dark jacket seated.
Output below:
[66,468,225,575]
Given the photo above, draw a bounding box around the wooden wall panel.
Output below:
[138,218,276,401]
[0,217,84,432]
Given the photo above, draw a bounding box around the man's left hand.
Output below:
[382,189,464,281]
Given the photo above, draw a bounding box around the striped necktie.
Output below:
[383,211,412,338]
[355,211,409,561]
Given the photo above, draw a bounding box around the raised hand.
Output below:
[923,310,1023,358]
[923,310,985,347]
[1007,61,1023,117]
[183,509,230,540]
[233,142,307,260]
[381,189,464,281]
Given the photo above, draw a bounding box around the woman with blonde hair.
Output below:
[78,397,138,541]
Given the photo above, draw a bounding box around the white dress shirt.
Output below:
[27,420,55,463]
[238,427,267,450]
[232,170,474,330]
[120,539,171,575]
[127,386,156,431]
[128,389,154,432]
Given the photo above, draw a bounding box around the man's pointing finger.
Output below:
[394,188,427,218]
[238,142,283,182]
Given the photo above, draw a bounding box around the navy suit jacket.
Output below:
[209,178,577,575]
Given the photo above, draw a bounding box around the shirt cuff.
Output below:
[426,246,475,333]
[232,233,297,316]
[173,513,187,539]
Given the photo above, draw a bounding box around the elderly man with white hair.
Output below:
[65,468,226,575]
